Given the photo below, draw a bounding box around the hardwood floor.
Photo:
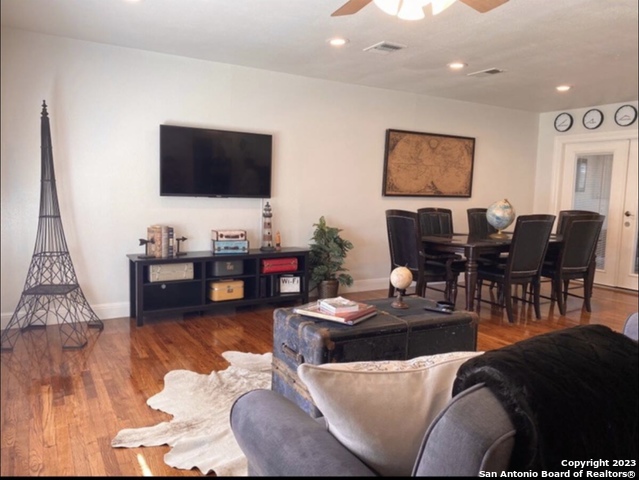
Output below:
[1,284,637,476]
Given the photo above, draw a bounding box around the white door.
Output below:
[559,139,638,290]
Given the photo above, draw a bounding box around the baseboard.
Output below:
[0,302,131,330]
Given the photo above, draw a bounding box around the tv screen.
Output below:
[160,124,272,198]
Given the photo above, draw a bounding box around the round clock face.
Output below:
[614,104,638,127]
[554,112,573,132]
[583,109,604,129]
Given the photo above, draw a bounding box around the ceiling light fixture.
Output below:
[448,62,467,70]
[556,85,572,92]
[372,0,458,20]
[328,37,349,47]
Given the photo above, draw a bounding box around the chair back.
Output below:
[467,208,497,237]
[417,208,454,235]
[556,214,604,273]
[385,209,424,276]
[505,214,556,279]
[556,210,600,234]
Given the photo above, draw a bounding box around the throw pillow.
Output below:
[297,351,483,476]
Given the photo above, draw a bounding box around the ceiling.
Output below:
[1,0,637,113]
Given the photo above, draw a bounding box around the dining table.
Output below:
[422,233,562,311]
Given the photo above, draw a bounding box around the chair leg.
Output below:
[583,275,593,312]
[388,281,394,298]
[533,280,542,319]
[503,284,514,323]
[553,277,566,315]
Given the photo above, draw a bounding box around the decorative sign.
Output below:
[280,275,301,293]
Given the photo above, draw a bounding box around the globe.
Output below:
[486,199,516,236]
[390,266,413,290]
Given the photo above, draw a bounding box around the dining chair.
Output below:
[385,209,455,301]
[539,214,604,315]
[467,207,502,279]
[417,207,466,302]
[476,214,556,323]
[538,210,602,300]
[467,208,498,238]
[556,209,601,234]
[417,208,454,235]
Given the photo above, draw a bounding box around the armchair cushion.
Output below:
[297,351,481,476]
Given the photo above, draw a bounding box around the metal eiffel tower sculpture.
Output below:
[1,101,104,351]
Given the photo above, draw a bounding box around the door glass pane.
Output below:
[573,154,613,269]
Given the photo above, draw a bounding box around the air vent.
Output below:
[467,68,505,77]
[363,41,407,55]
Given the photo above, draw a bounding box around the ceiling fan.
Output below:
[332,0,509,18]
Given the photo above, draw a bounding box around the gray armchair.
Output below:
[231,315,638,476]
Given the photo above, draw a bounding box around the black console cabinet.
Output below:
[127,248,310,326]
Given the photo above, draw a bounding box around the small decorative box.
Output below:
[211,240,249,254]
[208,280,244,301]
[211,230,247,241]
[261,257,298,273]
[149,263,194,282]
[213,260,244,276]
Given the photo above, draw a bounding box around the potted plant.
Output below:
[309,216,354,299]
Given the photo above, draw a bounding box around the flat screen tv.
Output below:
[160,124,272,198]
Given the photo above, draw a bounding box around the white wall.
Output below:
[534,103,639,215]
[1,27,541,325]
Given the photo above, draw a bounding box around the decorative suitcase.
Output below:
[213,260,243,276]
[211,240,249,254]
[272,296,477,417]
[261,257,298,273]
[149,262,194,282]
[211,229,247,241]
[208,280,244,301]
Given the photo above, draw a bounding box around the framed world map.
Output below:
[382,129,475,197]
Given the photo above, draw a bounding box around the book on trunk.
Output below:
[318,296,360,314]
[294,301,377,325]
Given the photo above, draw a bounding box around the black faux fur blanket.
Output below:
[453,325,638,471]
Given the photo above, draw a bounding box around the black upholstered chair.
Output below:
[539,214,604,315]
[385,209,455,301]
[417,207,455,235]
[416,208,466,302]
[476,214,556,323]
[467,208,498,238]
[556,209,601,234]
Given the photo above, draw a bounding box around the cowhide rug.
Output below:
[111,351,272,476]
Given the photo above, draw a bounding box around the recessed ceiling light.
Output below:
[328,37,349,47]
[556,85,572,92]
[448,62,467,70]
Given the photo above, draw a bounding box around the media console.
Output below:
[127,247,310,326]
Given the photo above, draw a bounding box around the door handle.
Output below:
[625,211,633,217]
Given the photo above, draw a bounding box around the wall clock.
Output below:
[554,112,573,132]
[583,109,604,130]
[614,104,638,127]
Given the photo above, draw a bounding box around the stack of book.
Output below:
[294,296,377,325]
[146,225,175,258]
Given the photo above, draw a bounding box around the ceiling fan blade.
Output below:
[459,0,509,13]
[331,0,373,16]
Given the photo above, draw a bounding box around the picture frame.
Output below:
[382,129,475,197]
